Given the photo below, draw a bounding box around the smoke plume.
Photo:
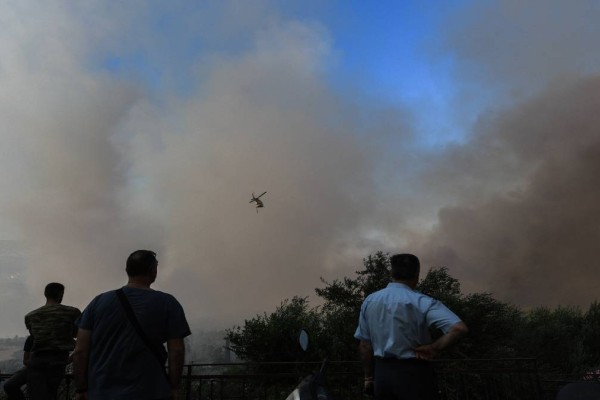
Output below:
[0,1,599,336]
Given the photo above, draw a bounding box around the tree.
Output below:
[225,251,600,380]
[454,292,522,359]
[581,302,600,372]
[515,306,586,376]
[416,266,461,307]
[417,266,523,359]
[316,251,390,360]
[225,296,324,363]
[317,258,527,361]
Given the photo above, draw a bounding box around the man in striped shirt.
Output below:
[24,282,81,400]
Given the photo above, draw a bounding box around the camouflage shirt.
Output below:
[25,304,81,352]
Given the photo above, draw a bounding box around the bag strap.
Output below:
[115,288,170,382]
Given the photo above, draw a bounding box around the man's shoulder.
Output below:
[138,288,180,302]
[152,289,178,300]
[368,284,436,303]
[151,290,185,309]
[364,287,391,302]
[122,287,183,306]
[96,289,118,299]
[370,283,409,296]
[46,304,82,318]
[56,303,81,311]
[25,308,38,318]
[61,304,82,315]
[24,306,43,320]
[84,290,118,308]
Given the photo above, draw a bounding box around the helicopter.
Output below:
[249,192,267,213]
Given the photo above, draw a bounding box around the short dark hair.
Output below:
[44,282,65,300]
[390,253,420,280]
[126,250,158,277]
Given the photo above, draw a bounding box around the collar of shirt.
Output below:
[387,282,413,290]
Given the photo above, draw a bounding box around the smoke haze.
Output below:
[0,1,599,336]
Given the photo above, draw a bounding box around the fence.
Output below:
[180,359,545,400]
[0,359,562,400]
[435,359,543,400]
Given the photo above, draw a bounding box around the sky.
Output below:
[1,0,600,337]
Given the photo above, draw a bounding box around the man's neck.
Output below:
[45,299,60,306]
[391,279,417,289]
[126,278,153,289]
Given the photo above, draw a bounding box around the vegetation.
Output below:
[226,251,600,381]
[2,252,599,398]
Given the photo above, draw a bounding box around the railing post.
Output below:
[241,375,245,400]
[220,376,224,400]
[64,375,71,400]
[186,364,192,400]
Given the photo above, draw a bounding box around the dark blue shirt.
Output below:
[76,286,191,400]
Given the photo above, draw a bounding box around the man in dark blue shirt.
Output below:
[72,250,191,400]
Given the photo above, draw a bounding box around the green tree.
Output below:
[316,254,523,360]
[417,267,523,359]
[515,306,586,376]
[316,251,390,360]
[581,302,600,372]
[225,296,324,362]
[455,293,522,358]
[416,266,461,307]
[225,251,600,380]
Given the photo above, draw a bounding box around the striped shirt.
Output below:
[25,304,81,352]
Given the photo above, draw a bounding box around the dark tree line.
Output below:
[226,251,600,380]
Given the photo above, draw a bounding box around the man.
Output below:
[24,282,81,400]
[354,253,469,400]
[3,335,33,400]
[72,250,191,400]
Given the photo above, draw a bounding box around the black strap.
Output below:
[115,288,170,382]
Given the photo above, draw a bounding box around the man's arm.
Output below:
[414,321,469,360]
[23,336,33,366]
[72,328,92,397]
[167,337,186,397]
[72,310,81,337]
[23,350,31,366]
[358,339,375,395]
[358,339,374,377]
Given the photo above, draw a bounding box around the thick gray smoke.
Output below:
[0,1,599,337]
[413,0,600,306]
[416,76,600,306]
[0,2,399,335]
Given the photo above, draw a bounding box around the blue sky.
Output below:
[96,1,470,146]
[319,1,466,145]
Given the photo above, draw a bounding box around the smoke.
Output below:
[0,2,403,335]
[416,76,600,306]
[0,1,599,337]
[0,3,145,300]
[413,0,600,306]
[127,20,386,323]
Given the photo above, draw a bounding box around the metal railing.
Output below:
[179,359,545,400]
[1,359,553,400]
[435,358,543,400]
